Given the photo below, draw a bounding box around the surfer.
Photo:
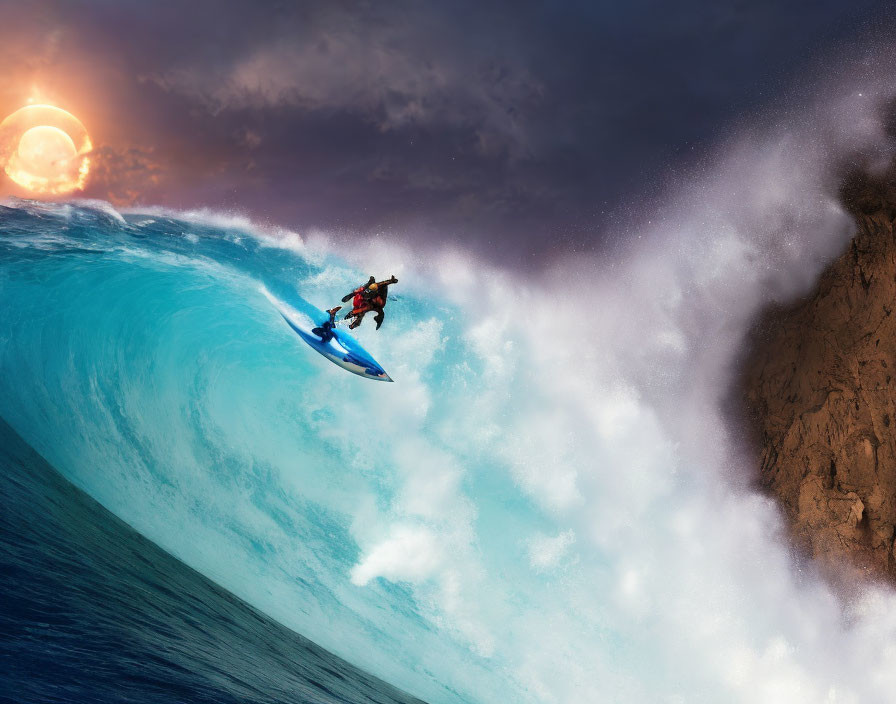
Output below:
[341,275,397,330]
[311,306,342,342]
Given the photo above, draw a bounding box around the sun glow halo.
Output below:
[0,104,92,195]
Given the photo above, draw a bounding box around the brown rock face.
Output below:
[741,174,896,581]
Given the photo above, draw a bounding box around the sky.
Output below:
[0,0,889,266]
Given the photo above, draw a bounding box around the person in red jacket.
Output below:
[341,275,398,330]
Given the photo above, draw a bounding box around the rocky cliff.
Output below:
[741,169,896,582]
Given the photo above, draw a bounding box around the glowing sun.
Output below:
[0,104,92,195]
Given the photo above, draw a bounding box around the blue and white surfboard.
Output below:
[277,305,393,382]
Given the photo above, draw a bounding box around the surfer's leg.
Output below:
[349,311,365,329]
[312,322,334,340]
[374,308,384,330]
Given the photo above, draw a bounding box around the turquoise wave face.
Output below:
[0,200,551,703]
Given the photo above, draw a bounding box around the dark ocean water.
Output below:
[0,416,426,704]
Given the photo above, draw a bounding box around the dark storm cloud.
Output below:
[143,6,543,155]
[0,0,889,265]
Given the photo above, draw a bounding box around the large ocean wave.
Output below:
[4,65,896,703]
